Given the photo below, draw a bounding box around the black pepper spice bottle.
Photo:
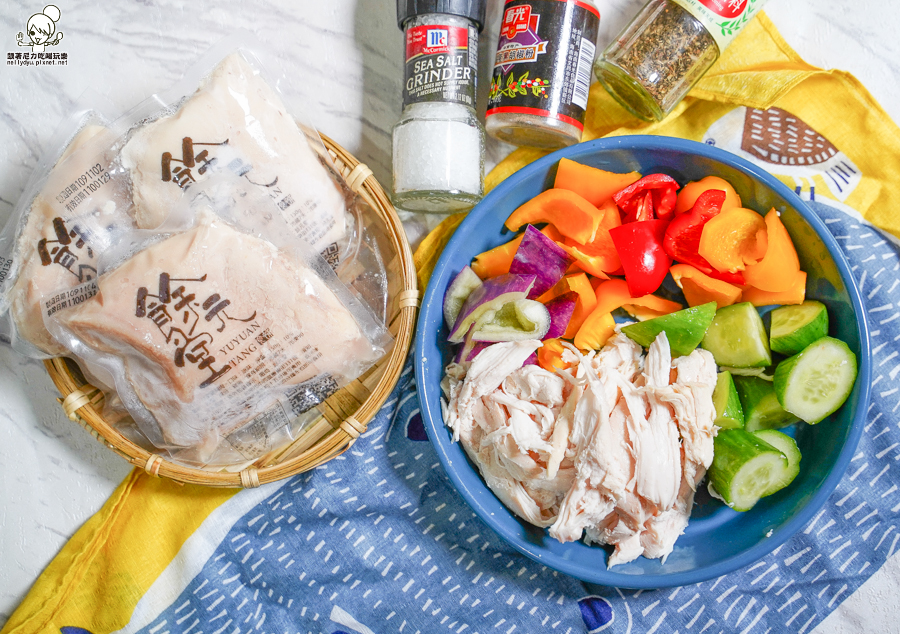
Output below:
[595,0,770,122]
[485,0,600,149]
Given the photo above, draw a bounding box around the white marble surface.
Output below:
[0,0,899,628]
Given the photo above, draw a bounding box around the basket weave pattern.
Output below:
[43,134,418,488]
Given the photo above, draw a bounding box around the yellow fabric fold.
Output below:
[2,471,238,634]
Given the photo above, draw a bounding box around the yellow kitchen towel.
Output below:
[6,12,900,634]
[415,12,900,283]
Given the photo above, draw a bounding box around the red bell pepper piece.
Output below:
[609,219,672,297]
[662,189,745,285]
[614,174,679,223]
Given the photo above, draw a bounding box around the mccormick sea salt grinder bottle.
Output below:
[485,0,600,149]
[595,0,770,121]
[392,0,487,214]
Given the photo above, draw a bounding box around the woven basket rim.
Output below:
[43,134,418,488]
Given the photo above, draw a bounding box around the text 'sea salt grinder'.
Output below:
[392,0,487,214]
[595,0,770,122]
[485,0,600,149]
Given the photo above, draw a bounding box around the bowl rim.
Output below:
[414,134,872,588]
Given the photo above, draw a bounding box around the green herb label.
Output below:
[403,24,477,108]
[487,0,600,131]
[670,0,770,50]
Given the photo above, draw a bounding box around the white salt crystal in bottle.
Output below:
[392,1,486,214]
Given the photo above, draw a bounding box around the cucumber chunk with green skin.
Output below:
[774,336,858,424]
[770,301,829,356]
[621,302,716,357]
[702,302,772,368]
[752,430,801,496]
[713,371,745,429]
[720,366,775,381]
[734,375,800,431]
[708,429,790,512]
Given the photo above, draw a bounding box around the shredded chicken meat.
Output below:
[442,329,718,567]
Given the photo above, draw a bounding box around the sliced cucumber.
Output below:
[770,301,829,356]
[621,301,716,357]
[752,430,801,496]
[702,302,772,368]
[713,371,745,429]
[708,429,790,512]
[720,366,775,381]
[733,375,800,431]
[774,336,858,424]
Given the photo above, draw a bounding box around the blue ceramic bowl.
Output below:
[414,136,871,588]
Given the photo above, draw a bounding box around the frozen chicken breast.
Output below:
[7,124,123,356]
[56,211,382,459]
[121,53,348,254]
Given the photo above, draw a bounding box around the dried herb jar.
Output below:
[595,0,769,122]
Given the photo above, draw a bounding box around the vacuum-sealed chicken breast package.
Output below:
[45,178,391,467]
[0,114,135,357]
[1,36,388,362]
[0,36,394,467]
[121,52,350,258]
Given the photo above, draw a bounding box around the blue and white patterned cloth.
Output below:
[111,198,898,634]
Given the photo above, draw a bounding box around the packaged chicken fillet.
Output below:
[0,107,135,358]
[45,175,392,467]
[118,39,351,260]
[0,33,389,359]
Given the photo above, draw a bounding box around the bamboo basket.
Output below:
[43,134,418,488]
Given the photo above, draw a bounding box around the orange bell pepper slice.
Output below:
[574,279,682,350]
[574,311,617,351]
[541,223,566,243]
[537,338,573,372]
[470,225,565,279]
[560,200,622,278]
[674,176,742,215]
[553,158,641,207]
[471,234,523,279]
[505,189,603,244]
[537,272,597,339]
[742,209,801,292]
[670,263,742,309]
[741,271,807,307]
[698,207,768,274]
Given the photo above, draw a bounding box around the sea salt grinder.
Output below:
[392,0,487,213]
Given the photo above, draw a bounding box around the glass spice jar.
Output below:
[392,0,487,214]
[595,0,770,122]
[485,0,600,149]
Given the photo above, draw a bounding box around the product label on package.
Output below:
[44,279,98,318]
[487,0,600,130]
[403,24,477,108]
[671,0,770,50]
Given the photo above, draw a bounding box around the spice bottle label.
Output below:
[670,0,770,51]
[487,0,600,130]
[403,24,478,108]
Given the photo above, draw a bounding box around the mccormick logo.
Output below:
[8,4,68,66]
[426,29,448,48]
